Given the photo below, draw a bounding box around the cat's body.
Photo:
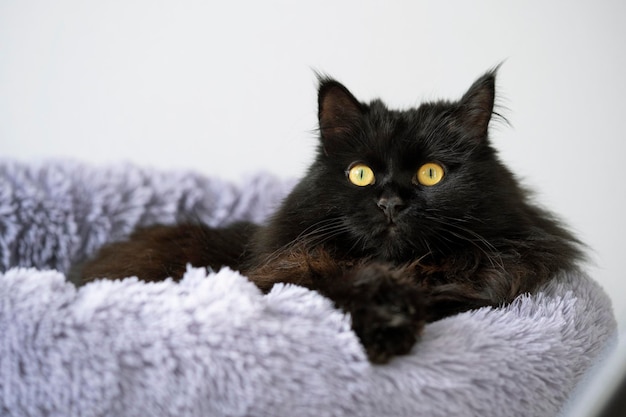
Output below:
[80,70,582,363]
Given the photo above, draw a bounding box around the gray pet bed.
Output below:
[0,160,617,417]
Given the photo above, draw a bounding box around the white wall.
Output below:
[1,0,624,333]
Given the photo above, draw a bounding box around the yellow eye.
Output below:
[416,163,444,186]
[347,164,375,186]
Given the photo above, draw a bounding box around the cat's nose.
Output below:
[377,196,405,221]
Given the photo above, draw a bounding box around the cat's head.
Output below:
[299,69,530,262]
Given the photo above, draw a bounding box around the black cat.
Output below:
[80,69,583,363]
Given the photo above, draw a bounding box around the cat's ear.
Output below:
[317,77,364,151]
[455,70,497,141]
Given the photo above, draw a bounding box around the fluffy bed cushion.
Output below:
[0,160,617,417]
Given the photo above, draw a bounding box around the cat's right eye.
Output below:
[415,162,445,186]
[347,164,376,186]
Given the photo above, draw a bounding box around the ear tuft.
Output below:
[456,68,498,140]
[317,77,363,145]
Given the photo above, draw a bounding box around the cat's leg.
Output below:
[76,222,258,284]
[413,255,544,323]
[245,249,426,363]
[338,263,426,363]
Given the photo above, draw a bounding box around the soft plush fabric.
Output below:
[0,159,617,417]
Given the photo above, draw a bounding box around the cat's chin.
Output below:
[382,223,400,239]
[366,225,413,262]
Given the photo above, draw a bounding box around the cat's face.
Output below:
[306,71,520,263]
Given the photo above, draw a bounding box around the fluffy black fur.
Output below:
[81,70,583,363]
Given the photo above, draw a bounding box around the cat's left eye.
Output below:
[415,163,445,186]
[347,164,376,186]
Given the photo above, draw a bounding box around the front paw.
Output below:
[348,264,426,364]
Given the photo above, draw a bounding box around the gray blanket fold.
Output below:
[0,160,617,417]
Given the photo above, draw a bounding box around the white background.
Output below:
[1,0,624,336]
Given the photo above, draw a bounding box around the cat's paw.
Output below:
[348,264,426,364]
